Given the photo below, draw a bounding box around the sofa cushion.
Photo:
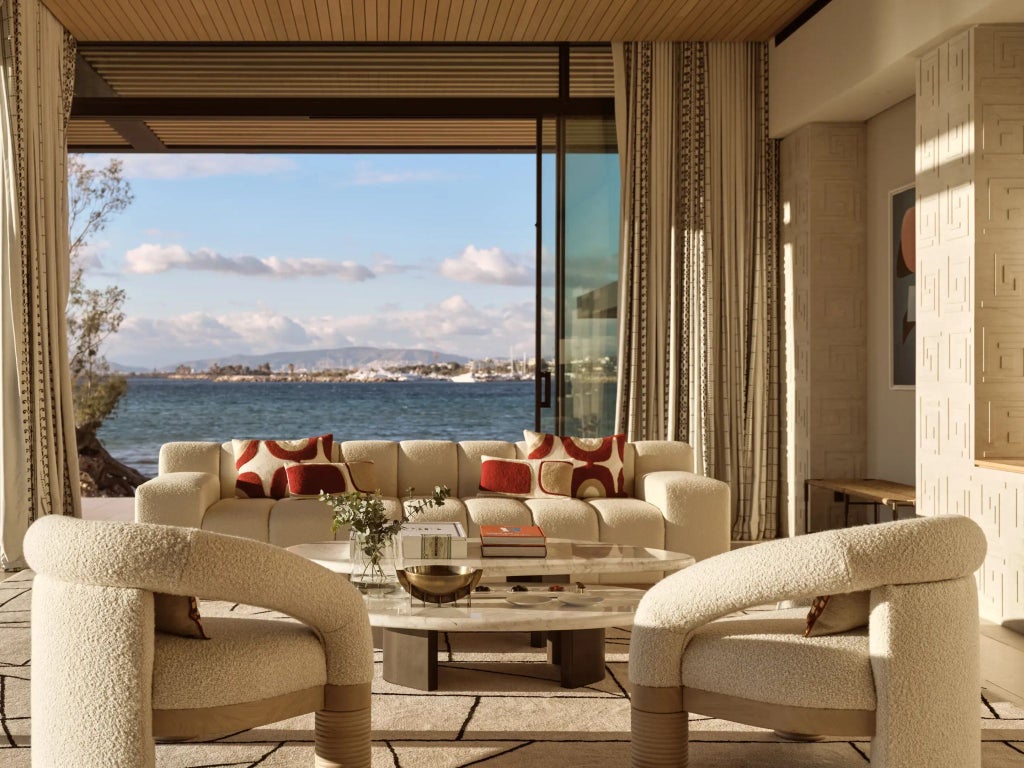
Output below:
[398,440,458,496]
[523,498,600,542]
[202,498,274,540]
[341,441,398,497]
[589,498,665,549]
[457,440,516,498]
[478,456,572,498]
[401,495,468,529]
[268,498,339,548]
[681,609,875,712]
[589,497,666,584]
[524,430,627,498]
[464,497,533,537]
[232,435,333,499]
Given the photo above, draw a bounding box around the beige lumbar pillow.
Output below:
[154,593,209,639]
[804,591,870,637]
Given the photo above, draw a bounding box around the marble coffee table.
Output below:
[368,582,643,690]
[287,537,694,578]
[288,538,694,690]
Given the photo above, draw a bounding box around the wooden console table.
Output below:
[804,478,916,533]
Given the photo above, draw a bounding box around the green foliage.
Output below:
[320,485,452,566]
[66,155,133,434]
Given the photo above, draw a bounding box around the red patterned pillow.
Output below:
[232,434,333,499]
[478,456,572,498]
[285,460,377,498]
[523,430,627,498]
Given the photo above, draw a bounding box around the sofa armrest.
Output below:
[158,441,222,475]
[135,472,220,529]
[638,470,730,562]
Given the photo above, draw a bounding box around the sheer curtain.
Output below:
[1,0,79,569]
[613,42,780,540]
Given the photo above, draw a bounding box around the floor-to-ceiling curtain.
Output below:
[614,42,780,540]
[1,0,79,570]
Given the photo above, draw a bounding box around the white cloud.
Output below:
[347,161,452,186]
[86,154,296,180]
[370,254,419,275]
[105,296,541,368]
[439,245,532,286]
[124,243,375,281]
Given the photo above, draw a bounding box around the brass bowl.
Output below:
[396,565,483,605]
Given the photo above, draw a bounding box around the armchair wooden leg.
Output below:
[631,685,688,768]
[315,683,372,768]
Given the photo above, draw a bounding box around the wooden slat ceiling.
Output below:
[64,0,818,153]
[112,118,614,152]
[70,43,616,152]
[80,46,565,98]
[45,0,817,44]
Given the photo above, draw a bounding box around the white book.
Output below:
[400,522,468,559]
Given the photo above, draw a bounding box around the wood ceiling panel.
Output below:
[67,119,131,147]
[78,45,564,98]
[143,118,540,148]
[45,0,818,42]
[129,117,614,152]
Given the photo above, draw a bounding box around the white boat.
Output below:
[450,371,478,383]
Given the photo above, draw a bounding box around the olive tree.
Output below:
[66,154,132,436]
[67,155,144,495]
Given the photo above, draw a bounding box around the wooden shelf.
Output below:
[974,459,1024,475]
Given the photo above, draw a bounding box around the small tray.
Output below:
[557,594,604,606]
[505,594,555,606]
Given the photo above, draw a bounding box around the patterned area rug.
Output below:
[3,570,1023,767]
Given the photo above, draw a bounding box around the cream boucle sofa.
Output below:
[135,438,731,570]
[628,515,987,768]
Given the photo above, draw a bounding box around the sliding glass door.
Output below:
[536,115,619,436]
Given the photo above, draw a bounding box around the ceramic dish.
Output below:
[556,594,604,606]
[505,594,555,606]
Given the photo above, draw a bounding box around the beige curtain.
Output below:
[614,42,780,540]
[1,0,79,570]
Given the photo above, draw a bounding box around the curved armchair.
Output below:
[24,516,374,768]
[628,515,987,768]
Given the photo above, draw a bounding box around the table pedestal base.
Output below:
[381,628,606,691]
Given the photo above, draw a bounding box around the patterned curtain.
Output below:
[613,42,781,540]
[1,0,80,570]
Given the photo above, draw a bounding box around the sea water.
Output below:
[98,377,534,477]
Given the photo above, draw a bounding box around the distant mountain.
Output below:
[108,361,150,374]
[160,346,471,373]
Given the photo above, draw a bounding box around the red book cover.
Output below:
[479,524,546,545]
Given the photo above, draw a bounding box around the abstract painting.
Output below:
[890,184,916,388]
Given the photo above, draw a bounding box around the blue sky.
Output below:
[80,153,539,369]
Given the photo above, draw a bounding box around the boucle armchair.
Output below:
[628,515,987,768]
[24,516,374,768]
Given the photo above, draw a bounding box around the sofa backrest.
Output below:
[163,437,693,500]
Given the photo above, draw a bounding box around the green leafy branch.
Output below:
[320,484,452,565]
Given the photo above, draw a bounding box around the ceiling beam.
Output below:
[73,54,167,152]
[70,96,615,121]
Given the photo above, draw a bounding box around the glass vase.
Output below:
[349,532,397,596]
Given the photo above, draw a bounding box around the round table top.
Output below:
[363,583,643,632]
[287,537,694,577]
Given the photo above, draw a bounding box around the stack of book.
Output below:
[479,524,547,557]
[400,522,468,559]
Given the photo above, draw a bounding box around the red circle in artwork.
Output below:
[900,207,916,274]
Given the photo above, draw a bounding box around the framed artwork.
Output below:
[890,184,916,389]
